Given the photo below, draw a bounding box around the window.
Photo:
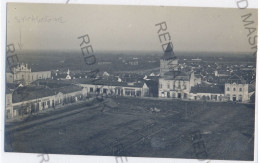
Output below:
[96,88,100,92]
[90,87,94,92]
[103,88,107,94]
[239,88,242,92]
[167,84,170,89]
[227,87,230,91]
[160,84,162,88]
[233,88,236,91]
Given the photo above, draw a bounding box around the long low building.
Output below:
[73,78,150,97]
[189,85,225,101]
[7,84,87,118]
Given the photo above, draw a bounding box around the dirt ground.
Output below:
[5,97,255,161]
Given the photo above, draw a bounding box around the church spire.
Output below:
[161,43,176,60]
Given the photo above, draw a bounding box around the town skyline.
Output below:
[5,3,257,161]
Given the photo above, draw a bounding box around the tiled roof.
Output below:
[6,88,12,94]
[32,79,72,88]
[74,78,145,88]
[6,83,19,90]
[248,84,255,93]
[12,86,56,103]
[53,85,83,94]
[12,85,84,103]
[190,85,224,94]
[227,74,246,84]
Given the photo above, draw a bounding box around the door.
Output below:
[233,95,236,101]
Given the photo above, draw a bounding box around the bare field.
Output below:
[5,97,255,160]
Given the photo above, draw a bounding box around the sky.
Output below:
[7,3,258,54]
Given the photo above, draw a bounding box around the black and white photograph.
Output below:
[4,3,258,162]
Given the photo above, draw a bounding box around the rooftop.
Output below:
[227,74,246,84]
[12,86,56,103]
[12,85,83,103]
[73,78,145,88]
[161,43,177,60]
[190,85,225,94]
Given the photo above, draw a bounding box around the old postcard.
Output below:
[4,2,257,162]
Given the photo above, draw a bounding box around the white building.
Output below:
[75,78,149,97]
[6,63,51,85]
[158,43,201,99]
[224,74,249,102]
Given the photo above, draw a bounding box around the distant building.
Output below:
[65,69,71,80]
[157,44,251,103]
[190,85,225,101]
[7,84,87,118]
[129,60,139,66]
[214,70,229,77]
[159,43,179,76]
[103,71,110,77]
[74,78,149,97]
[158,43,201,99]
[6,63,51,85]
[224,74,249,102]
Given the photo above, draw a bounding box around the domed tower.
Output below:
[160,43,178,76]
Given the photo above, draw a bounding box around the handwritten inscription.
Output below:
[14,16,65,24]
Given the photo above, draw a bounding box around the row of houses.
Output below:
[5,78,150,119]
[6,84,88,119]
[73,78,149,97]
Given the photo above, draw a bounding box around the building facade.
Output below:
[76,79,149,97]
[6,63,51,85]
[158,43,201,99]
[8,85,87,119]
[224,74,249,102]
[158,44,251,103]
